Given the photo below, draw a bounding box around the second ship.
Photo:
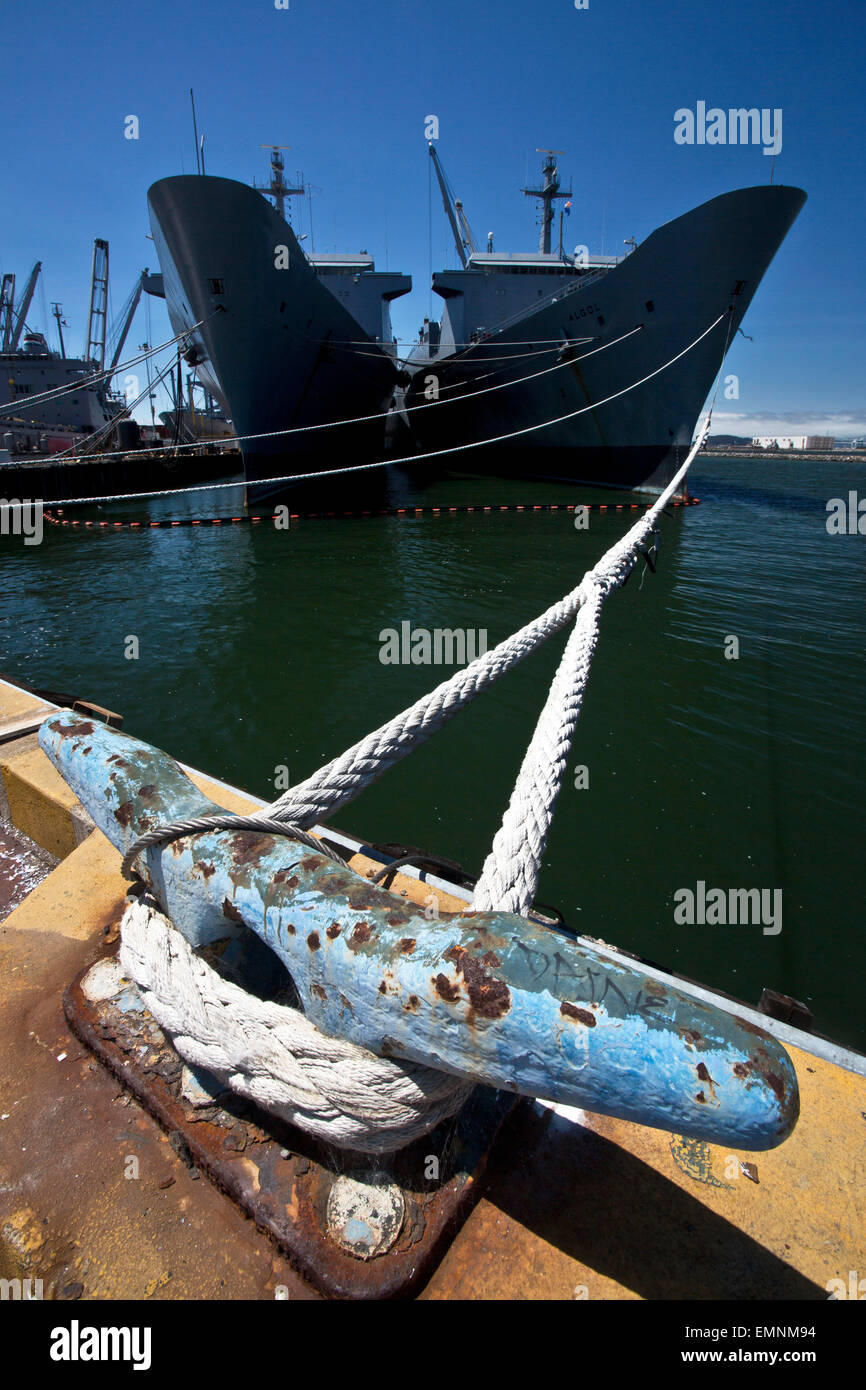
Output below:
[147,148,410,504]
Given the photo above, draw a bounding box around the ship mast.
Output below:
[256,146,305,222]
[522,150,572,255]
[52,303,68,359]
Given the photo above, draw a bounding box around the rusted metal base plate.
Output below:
[63,950,521,1299]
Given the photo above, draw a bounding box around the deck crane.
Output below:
[84,238,110,368]
[107,271,148,373]
[0,275,15,351]
[6,262,42,352]
[427,142,478,268]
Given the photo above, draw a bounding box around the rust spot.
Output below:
[404,994,420,1012]
[113,802,135,827]
[442,945,511,1019]
[301,855,321,870]
[339,992,354,1012]
[138,785,157,801]
[733,1061,750,1078]
[734,1015,774,1041]
[348,921,373,949]
[378,980,388,994]
[222,897,245,924]
[230,834,276,867]
[680,1028,703,1047]
[399,938,416,954]
[696,1062,712,1083]
[326,923,341,939]
[285,923,296,935]
[194,861,216,879]
[272,869,300,889]
[310,983,327,1003]
[560,1001,597,1027]
[434,973,460,1003]
[55,719,95,740]
[695,1091,707,1103]
[307,932,321,951]
[760,1068,785,1103]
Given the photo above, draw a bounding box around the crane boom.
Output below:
[9,261,42,352]
[454,199,478,257]
[0,275,15,352]
[108,272,145,372]
[428,142,468,269]
[84,238,109,367]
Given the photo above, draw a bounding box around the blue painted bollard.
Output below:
[40,711,799,1151]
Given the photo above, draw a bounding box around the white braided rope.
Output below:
[473,581,604,913]
[109,319,722,1152]
[119,895,472,1154]
[472,428,710,913]
[264,425,708,840]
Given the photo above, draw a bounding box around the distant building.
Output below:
[752,436,835,451]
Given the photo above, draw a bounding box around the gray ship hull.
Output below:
[147,175,404,504]
[405,185,806,493]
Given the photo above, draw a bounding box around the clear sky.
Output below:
[2,0,863,435]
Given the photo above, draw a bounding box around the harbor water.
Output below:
[2,452,863,1051]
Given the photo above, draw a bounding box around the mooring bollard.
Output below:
[41,710,799,1151]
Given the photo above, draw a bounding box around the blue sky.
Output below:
[2,0,863,434]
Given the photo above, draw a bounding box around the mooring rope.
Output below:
[18,313,724,511]
[114,307,730,1149]
[17,324,641,471]
[119,894,472,1153]
[120,815,343,881]
[0,317,212,417]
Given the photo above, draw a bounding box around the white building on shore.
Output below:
[752,436,835,450]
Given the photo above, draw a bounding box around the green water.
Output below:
[2,455,864,1050]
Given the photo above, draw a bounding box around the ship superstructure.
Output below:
[404,146,805,494]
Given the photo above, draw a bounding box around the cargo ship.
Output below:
[403,147,806,494]
[147,149,411,504]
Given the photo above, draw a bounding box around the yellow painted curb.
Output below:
[0,743,93,859]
